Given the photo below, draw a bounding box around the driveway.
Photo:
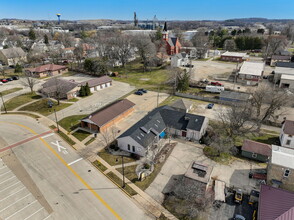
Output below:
[145,140,264,204]
[47,80,135,121]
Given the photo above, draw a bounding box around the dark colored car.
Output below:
[210,81,222,86]
[1,79,8,83]
[138,88,147,93]
[134,91,144,95]
[12,76,19,80]
[184,64,194,68]
[207,103,214,109]
[6,77,13,81]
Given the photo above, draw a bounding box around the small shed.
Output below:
[214,180,226,202]
[241,139,272,162]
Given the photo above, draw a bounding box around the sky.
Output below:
[1,0,294,21]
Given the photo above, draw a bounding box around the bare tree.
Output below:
[73,44,84,69]
[100,126,118,147]
[223,39,236,51]
[250,85,291,128]
[109,34,133,67]
[191,31,209,59]
[133,35,156,72]
[21,76,37,93]
[262,35,288,59]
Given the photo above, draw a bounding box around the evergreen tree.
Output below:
[28,28,36,41]
[14,63,22,73]
[177,70,190,92]
[44,34,49,44]
[79,86,86,97]
[85,83,91,96]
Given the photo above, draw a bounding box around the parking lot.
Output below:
[0,159,51,220]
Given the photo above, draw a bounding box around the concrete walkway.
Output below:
[3,110,177,220]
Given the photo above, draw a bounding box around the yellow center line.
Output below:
[0,121,122,220]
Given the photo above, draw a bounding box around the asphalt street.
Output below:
[0,115,151,220]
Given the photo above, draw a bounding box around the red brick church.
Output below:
[162,22,181,55]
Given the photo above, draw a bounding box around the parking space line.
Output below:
[42,215,51,220]
[0,170,11,177]
[0,187,25,202]
[5,200,37,220]
[0,181,21,193]
[23,207,44,220]
[68,158,83,166]
[0,193,31,213]
[0,176,16,185]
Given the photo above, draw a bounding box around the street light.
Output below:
[116,156,125,188]
[0,92,7,114]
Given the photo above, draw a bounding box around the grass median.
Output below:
[0,88,22,96]
[106,172,137,196]
[2,92,41,111]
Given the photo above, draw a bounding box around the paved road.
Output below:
[0,115,152,220]
[47,81,135,121]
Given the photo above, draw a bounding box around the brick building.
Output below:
[220,51,249,62]
[162,22,181,55]
[26,64,68,78]
[80,99,135,133]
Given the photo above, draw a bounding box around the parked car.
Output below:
[134,91,144,95]
[234,189,243,204]
[234,214,246,220]
[6,77,13,81]
[210,81,223,86]
[207,103,214,109]
[184,64,194,68]
[138,88,147,93]
[1,79,8,83]
[12,76,19,80]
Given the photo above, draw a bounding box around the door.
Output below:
[182,131,187,137]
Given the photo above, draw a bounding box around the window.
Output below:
[252,153,257,158]
[132,146,135,152]
[284,169,290,177]
[286,140,291,145]
[127,144,130,151]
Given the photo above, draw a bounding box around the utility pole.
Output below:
[0,92,7,114]
[233,61,239,90]
[54,109,60,133]
[116,156,125,188]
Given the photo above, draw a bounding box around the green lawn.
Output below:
[92,160,108,172]
[98,148,136,166]
[68,98,79,102]
[3,92,41,111]
[19,99,72,116]
[58,115,88,132]
[106,172,137,196]
[85,137,95,146]
[0,88,22,96]
[117,162,165,191]
[72,130,91,141]
[111,61,172,92]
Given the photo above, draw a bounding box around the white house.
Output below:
[280,120,294,149]
[81,75,112,92]
[238,61,265,85]
[117,106,208,157]
[274,62,294,83]
[170,53,189,67]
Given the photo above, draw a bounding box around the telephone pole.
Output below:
[54,109,60,132]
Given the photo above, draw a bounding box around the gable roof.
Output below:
[41,78,78,95]
[170,99,193,111]
[258,185,294,220]
[27,64,67,74]
[241,139,271,156]
[283,120,294,135]
[80,75,112,88]
[167,37,178,47]
[239,61,265,76]
[0,47,26,59]
[272,55,291,61]
[118,106,206,148]
[81,99,135,127]
[276,62,294,68]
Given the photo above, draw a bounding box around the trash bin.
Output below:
[94,133,97,138]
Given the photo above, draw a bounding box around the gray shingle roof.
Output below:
[41,78,78,97]
[276,62,294,68]
[170,99,192,111]
[0,47,26,59]
[118,106,205,148]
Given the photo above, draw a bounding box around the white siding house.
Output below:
[171,53,189,67]
[280,120,294,149]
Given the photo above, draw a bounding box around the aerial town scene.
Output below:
[1,0,294,220]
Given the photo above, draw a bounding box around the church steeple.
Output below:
[162,22,168,41]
